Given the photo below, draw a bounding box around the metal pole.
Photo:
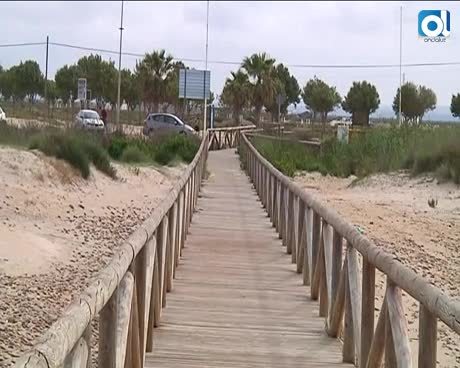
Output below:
[399,5,403,126]
[45,35,49,119]
[116,0,124,126]
[203,0,209,133]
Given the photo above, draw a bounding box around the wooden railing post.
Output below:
[418,304,437,368]
[347,244,362,366]
[330,230,343,319]
[153,217,168,326]
[360,259,375,366]
[286,190,294,257]
[115,272,134,368]
[272,177,278,229]
[303,208,313,286]
[175,195,183,271]
[366,296,387,368]
[145,237,157,353]
[386,280,412,368]
[99,289,117,368]
[261,166,266,208]
[83,324,91,368]
[310,212,321,297]
[267,172,273,217]
[296,199,306,274]
[328,257,347,338]
[189,173,195,224]
[166,203,178,292]
[179,189,186,256]
[343,263,354,364]
[279,183,285,241]
[64,338,89,368]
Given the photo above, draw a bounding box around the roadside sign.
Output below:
[77,78,87,101]
[276,93,285,106]
[337,125,349,144]
[178,69,211,100]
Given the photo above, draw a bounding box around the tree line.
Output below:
[0,51,190,114]
[220,52,460,126]
[1,50,460,124]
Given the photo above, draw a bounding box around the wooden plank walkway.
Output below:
[145,149,348,368]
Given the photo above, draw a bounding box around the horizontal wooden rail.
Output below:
[238,132,460,367]
[208,124,256,150]
[246,132,321,149]
[14,132,210,368]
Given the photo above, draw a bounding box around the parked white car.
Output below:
[329,117,352,127]
[0,106,6,121]
[74,110,105,131]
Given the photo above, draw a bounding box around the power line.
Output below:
[50,41,143,58]
[49,41,240,65]
[0,42,46,48]
[48,41,460,69]
[3,40,460,69]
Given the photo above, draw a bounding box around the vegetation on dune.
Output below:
[29,131,116,179]
[251,126,460,183]
[0,122,200,179]
[106,133,200,166]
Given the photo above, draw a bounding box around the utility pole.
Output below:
[399,6,403,126]
[203,0,209,133]
[116,0,124,126]
[44,35,49,119]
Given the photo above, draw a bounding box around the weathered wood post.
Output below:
[418,304,437,368]
[360,259,375,366]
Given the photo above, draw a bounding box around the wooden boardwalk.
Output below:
[146,149,348,368]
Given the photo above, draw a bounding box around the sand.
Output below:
[294,171,460,367]
[0,147,185,367]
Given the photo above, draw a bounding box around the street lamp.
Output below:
[399,6,403,126]
[203,0,209,133]
[116,0,125,126]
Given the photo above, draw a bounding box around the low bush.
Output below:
[29,131,116,179]
[107,135,129,160]
[0,120,201,178]
[154,134,201,165]
[120,145,149,163]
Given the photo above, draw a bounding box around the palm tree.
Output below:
[135,49,174,112]
[221,70,250,124]
[242,52,278,125]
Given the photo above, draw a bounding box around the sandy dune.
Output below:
[0,147,185,367]
[294,171,460,367]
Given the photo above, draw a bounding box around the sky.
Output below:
[1,1,459,111]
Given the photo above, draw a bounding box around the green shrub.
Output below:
[29,131,116,179]
[82,140,117,178]
[107,136,129,160]
[121,146,149,163]
[251,125,460,183]
[153,134,200,165]
[0,120,49,147]
[30,133,91,178]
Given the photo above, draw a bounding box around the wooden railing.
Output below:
[208,125,255,150]
[239,133,460,368]
[14,133,209,368]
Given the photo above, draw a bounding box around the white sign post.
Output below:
[77,78,87,107]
